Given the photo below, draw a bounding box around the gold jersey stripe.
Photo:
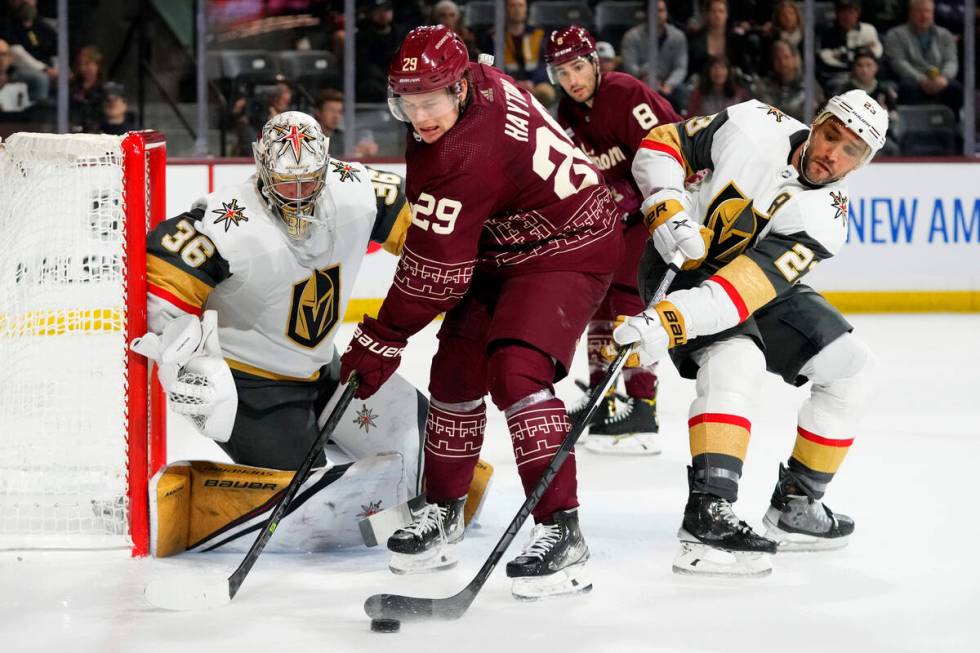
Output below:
[712,255,778,316]
[148,256,213,312]
[689,422,751,459]
[226,357,321,382]
[791,435,852,474]
[382,202,412,256]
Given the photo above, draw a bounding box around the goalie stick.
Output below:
[144,378,359,610]
[363,253,684,621]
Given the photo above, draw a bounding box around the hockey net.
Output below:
[0,131,167,555]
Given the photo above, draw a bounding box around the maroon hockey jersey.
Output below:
[377,62,622,337]
[556,71,680,216]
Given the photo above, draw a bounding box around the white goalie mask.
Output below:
[253,111,330,240]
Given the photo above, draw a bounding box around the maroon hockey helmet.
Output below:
[544,25,597,67]
[388,25,469,97]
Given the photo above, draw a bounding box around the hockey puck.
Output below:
[370,618,401,633]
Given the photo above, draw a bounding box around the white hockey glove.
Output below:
[612,301,691,366]
[131,311,237,443]
[641,189,713,271]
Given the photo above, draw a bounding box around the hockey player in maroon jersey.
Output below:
[339,25,622,600]
[546,26,682,455]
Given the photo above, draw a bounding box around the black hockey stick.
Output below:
[145,377,359,610]
[364,254,683,621]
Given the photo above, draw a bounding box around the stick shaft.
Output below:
[228,379,358,597]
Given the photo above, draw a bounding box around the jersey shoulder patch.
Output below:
[774,182,849,256]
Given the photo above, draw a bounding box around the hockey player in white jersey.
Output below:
[131,111,430,555]
[611,90,887,576]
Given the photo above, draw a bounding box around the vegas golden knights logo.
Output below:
[703,182,771,266]
[287,265,341,348]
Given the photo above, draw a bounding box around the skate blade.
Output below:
[584,433,661,456]
[672,535,773,578]
[763,521,851,552]
[388,542,459,575]
[510,562,592,601]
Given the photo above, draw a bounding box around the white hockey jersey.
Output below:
[632,100,851,335]
[147,162,409,380]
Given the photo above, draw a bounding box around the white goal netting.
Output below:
[0,133,137,549]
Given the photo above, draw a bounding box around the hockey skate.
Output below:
[506,508,592,600]
[584,396,661,455]
[762,463,855,551]
[387,496,466,574]
[565,380,614,447]
[673,483,777,578]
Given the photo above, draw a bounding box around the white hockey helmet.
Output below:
[813,89,888,164]
[253,110,330,240]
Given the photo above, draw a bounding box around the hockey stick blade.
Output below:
[361,254,682,622]
[145,574,231,611]
[364,588,474,621]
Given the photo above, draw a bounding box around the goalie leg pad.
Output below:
[149,454,411,557]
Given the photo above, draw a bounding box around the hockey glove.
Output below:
[642,189,713,271]
[611,301,690,366]
[339,316,407,400]
[131,311,237,442]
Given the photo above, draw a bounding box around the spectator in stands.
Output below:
[482,0,554,107]
[595,41,620,74]
[834,48,900,156]
[688,0,758,83]
[229,81,294,156]
[0,0,56,102]
[313,88,379,159]
[686,55,750,116]
[355,0,402,102]
[883,0,962,114]
[818,1,884,92]
[97,82,134,136]
[764,0,804,51]
[621,1,688,111]
[0,37,29,112]
[753,38,825,122]
[70,45,106,133]
[433,0,480,60]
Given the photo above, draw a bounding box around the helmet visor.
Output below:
[388,88,459,123]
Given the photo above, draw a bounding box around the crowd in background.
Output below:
[0,0,976,158]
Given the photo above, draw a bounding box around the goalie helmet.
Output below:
[813,89,889,164]
[543,25,598,85]
[253,111,330,240]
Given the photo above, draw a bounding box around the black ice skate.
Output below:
[387,496,465,575]
[506,508,592,600]
[674,478,777,577]
[566,380,614,447]
[763,463,855,551]
[585,396,661,455]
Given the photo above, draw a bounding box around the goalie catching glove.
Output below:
[642,189,713,271]
[611,301,691,366]
[131,310,237,443]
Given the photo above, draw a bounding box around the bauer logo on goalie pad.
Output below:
[288,264,341,348]
[203,480,279,490]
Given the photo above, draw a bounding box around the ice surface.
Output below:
[2,314,978,652]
